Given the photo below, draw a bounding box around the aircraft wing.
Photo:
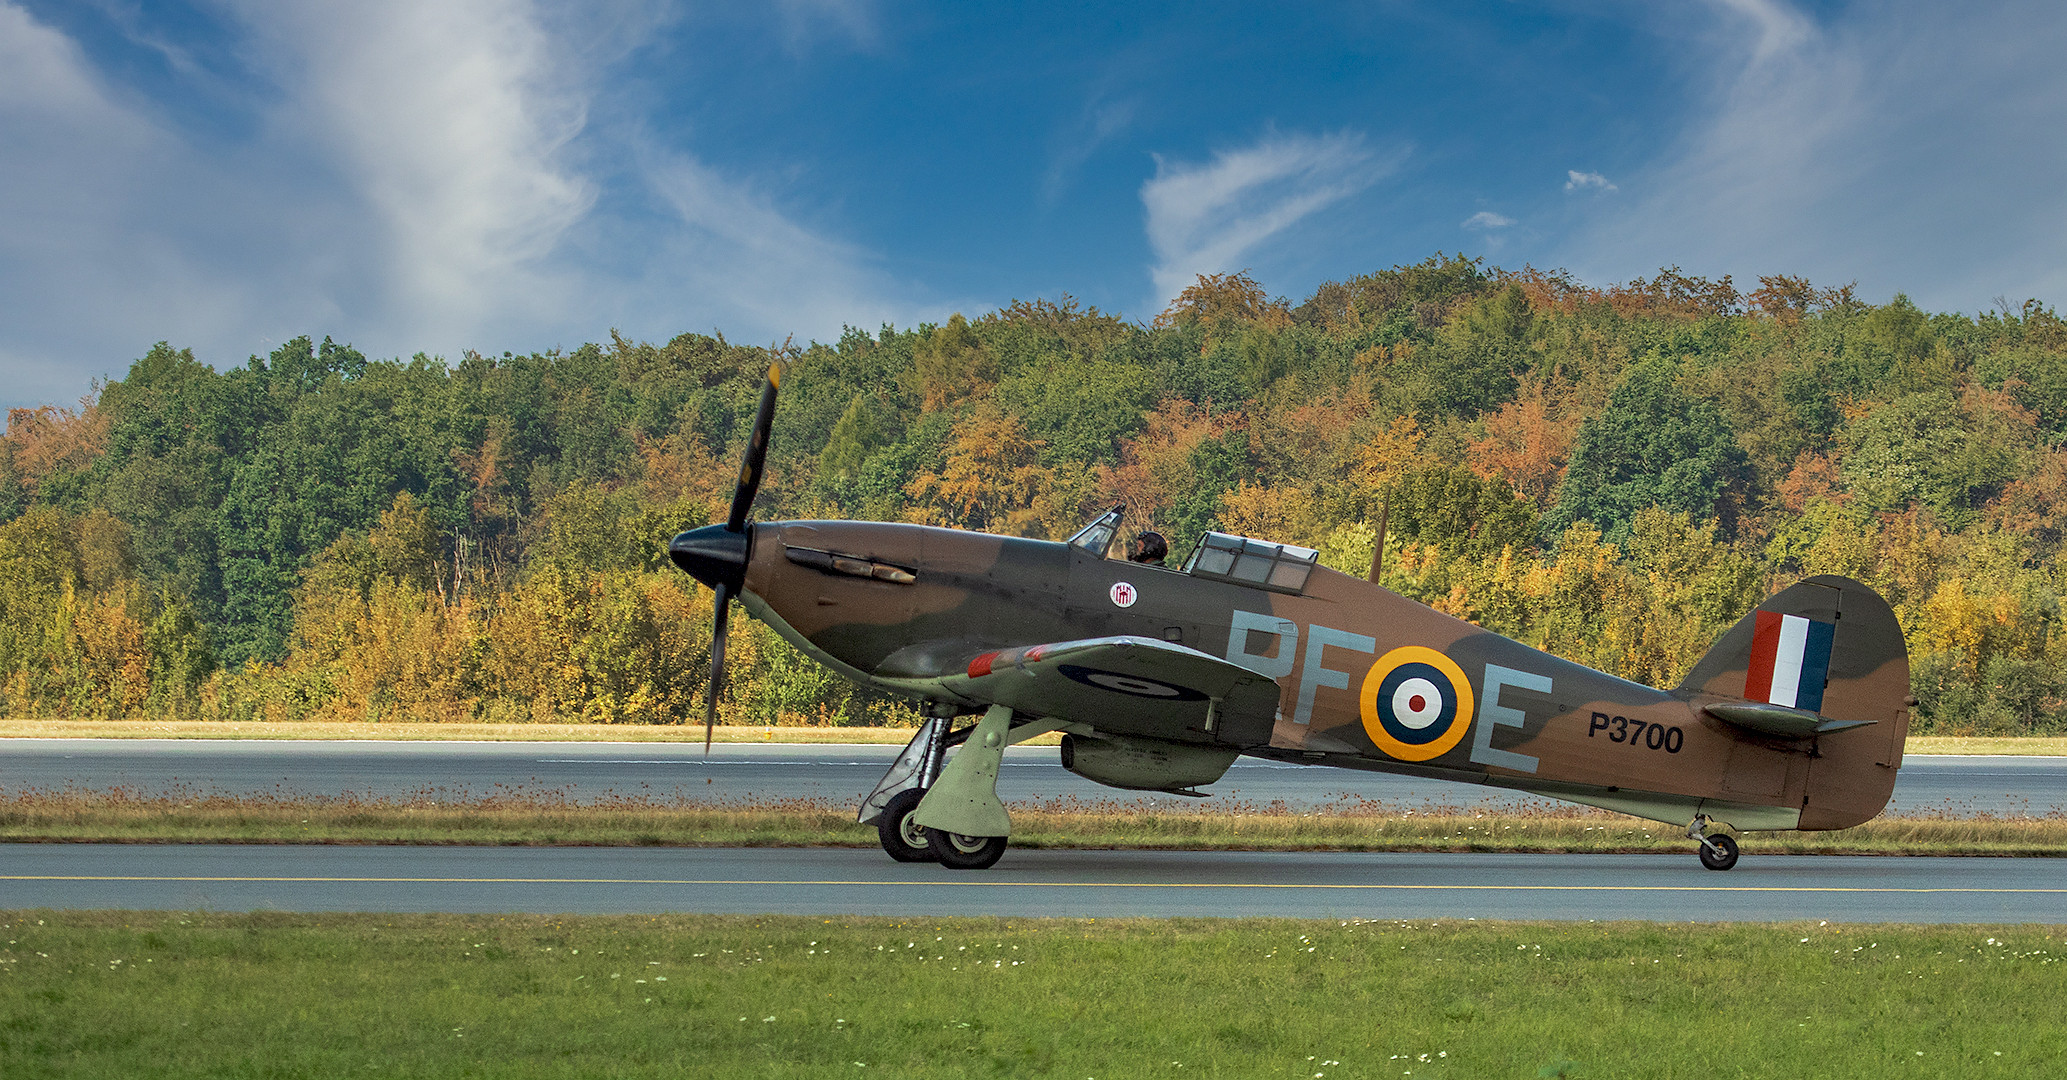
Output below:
[934,635,1281,746]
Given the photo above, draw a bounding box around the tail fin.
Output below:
[1679,575,1910,829]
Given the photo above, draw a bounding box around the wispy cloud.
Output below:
[1462,211,1516,229]
[1564,170,1616,193]
[1141,130,1391,308]
[0,0,913,408]
[1706,0,1814,62]
[0,0,257,405]
[773,0,881,53]
[630,147,905,339]
[1569,0,2067,311]
[1043,94,1137,206]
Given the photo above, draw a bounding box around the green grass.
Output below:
[1,912,2060,1078]
[5,789,2065,856]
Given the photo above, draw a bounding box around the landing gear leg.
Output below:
[1689,815,1739,871]
[859,717,950,863]
[912,704,1015,871]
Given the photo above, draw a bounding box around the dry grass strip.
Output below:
[3,787,2061,856]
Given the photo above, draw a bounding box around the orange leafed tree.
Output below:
[1097,400,1242,531]
[1748,274,1859,322]
[1154,270,1291,339]
[905,407,1063,537]
[1774,451,1848,513]
[1468,382,1582,505]
[3,394,109,494]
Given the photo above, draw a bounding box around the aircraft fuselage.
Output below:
[734,519,1908,833]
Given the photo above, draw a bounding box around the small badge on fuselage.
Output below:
[1109,581,1138,608]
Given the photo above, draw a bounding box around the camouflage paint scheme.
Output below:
[735,519,1909,835]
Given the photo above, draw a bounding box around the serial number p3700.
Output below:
[1588,712,1684,753]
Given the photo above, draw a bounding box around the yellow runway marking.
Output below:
[4,875,2065,895]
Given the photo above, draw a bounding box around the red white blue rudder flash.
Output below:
[1744,611,1835,712]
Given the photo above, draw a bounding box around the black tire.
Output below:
[926,828,1008,870]
[1698,833,1740,872]
[876,789,937,863]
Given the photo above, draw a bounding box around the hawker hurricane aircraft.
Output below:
[670,364,1911,871]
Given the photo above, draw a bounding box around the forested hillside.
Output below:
[5,256,2066,733]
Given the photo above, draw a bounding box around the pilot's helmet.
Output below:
[1131,530,1168,564]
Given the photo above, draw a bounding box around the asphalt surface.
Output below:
[2,739,2062,816]
[4,844,2062,922]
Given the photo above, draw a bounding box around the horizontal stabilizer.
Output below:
[1704,700,1877,740]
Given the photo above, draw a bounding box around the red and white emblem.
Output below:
[1108,581,1138,608]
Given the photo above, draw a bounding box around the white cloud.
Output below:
[1564,170,1616,193]
[1463,211,1516,230]
[1141,130,1391,308]
[0,1,260,406]
[228,0,599,344]
[0,0,912,409]
[1568,0,2067,311]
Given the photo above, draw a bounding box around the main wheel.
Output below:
[926,828,1008,870]
[1698,833,1740,872]
[876,789,937,863]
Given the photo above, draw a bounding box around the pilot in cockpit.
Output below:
[1128,530,1168,567]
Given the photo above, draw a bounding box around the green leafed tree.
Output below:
[902,314,997,412]
[819,394,888,483]
[1546,355,1748,545]
[1383,464,1539,561]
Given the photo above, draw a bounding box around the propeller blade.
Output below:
[725,361,783,533]
[703,580,731,754]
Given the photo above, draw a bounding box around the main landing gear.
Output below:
[1689,815,1740,871]
[858,711,1018,869]
[871,784,1010,868]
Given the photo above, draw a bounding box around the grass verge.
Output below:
[2,911,2061,1079]
[0,718,2061,754]
[1905,735,2067,755]
[4,789,2063,856]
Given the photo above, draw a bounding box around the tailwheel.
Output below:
[926,828,1008,870]
[1698,833,1740,872]
[877,789,937,863]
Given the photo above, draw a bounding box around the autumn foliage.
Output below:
[4,256,2067,733]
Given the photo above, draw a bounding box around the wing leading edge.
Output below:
[933,635,1280,745]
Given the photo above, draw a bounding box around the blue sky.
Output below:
[5,0,2066,409]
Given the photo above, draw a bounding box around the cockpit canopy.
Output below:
[1067,507,1319,594]
[1181,531,1319,594]
[1067,506,1124,557]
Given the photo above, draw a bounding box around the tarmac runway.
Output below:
[4,844,2061,922]
[2,739,2062,816]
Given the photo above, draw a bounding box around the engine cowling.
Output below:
[1058,733,1239,792]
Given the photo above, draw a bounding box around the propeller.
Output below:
[670,354,786,753]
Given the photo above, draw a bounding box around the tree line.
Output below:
[4,255,2066,733]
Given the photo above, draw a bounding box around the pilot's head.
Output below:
[1130,530,1168,565]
